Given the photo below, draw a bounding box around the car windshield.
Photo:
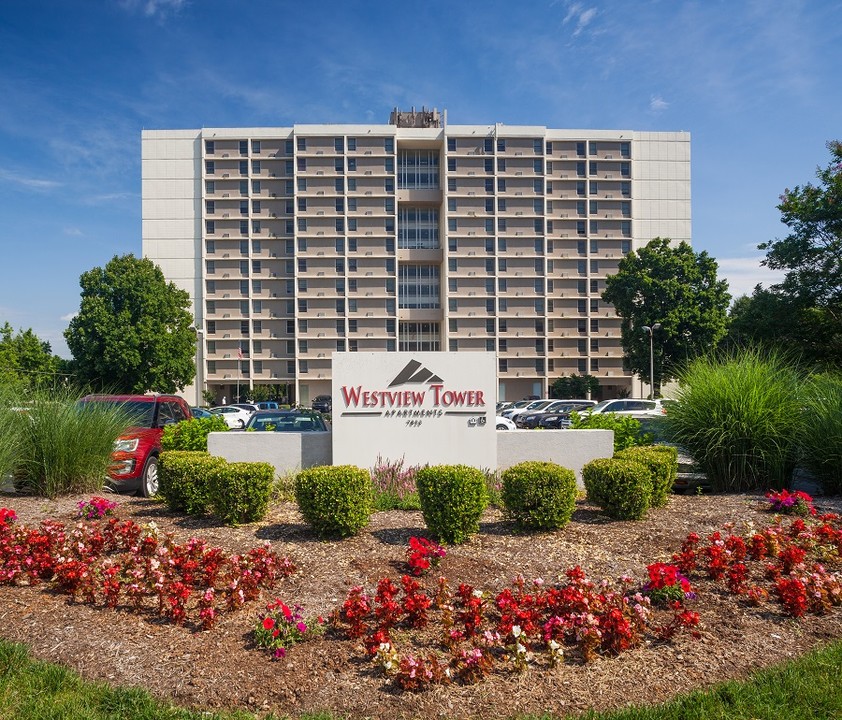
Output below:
[79,399,156,428]
[589,400,614,412]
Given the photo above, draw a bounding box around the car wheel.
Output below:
[139,456,159,498]
[496,423,509,430]
[237,419,245,428]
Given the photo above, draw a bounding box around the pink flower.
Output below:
[296,621,307,633]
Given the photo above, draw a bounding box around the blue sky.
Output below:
[1,0,840,358]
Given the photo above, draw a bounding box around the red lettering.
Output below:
[341,385,362,407]
[412,391,425,405]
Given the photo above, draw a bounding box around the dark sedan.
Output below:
[244,410,328,432]
[534,401,597,429]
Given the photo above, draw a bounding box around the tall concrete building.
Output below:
[142,109,690,405]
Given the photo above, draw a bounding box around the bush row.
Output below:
[159,451,273,526]
[582,445,678,520]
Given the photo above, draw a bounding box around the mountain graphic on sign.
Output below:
[388,359,444,388]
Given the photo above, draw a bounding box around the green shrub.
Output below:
[159,451,224,514]
[615,445,677,508]
[501,461,577,531]
[161,415,228,451]
[582,457,652,520]
[664,349,803,492]
[799,373,842,495]
[16,387,131,498]
[207,461,274,526]
[415,464,488,544]
[294,465,374,538]
[0,385,24,481]
[570,411,652,452]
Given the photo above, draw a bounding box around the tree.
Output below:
[65,254,196,393]
[550,374,599,399]
[602,238,731,393]
[748,140,842,367]
[0,323,64,390]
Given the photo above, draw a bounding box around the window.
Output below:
[545,141,553,154]
[577,299,587,313]
[590,239,599,253]
[577,162,585,177]
[239,160,248,175]
[297,218,307,231]
[497,158,506,172]
[497,138,506,152]
[576,142,585,157]
[398,322,440,351]
[484,158,493,173]
[499,339,507,352]
[335,218,344,231]
[621,239,631,254]
[622,181,631,198]
[448,178,457,192]
[498,278,507,292]
[590,279,599,293]
[498,178,506,192]
[239,280,249,296]
[252,279,261,293]
[590,259,599,273]
[499,298,507,312]
[577,221,586,236]
[240,220,248,234]
[621,221,631,236]
[333,177,343,192]
[590,298,599,313]
[621,142,631,159]
[447,158,456,172]
[205,140,214,155]
[577,200,586,216]
[590,318,599,333]
[251,259,261,273]
[498,258,507,271]
[533,179,543,194]
[577,260,587,275]
[205,160,215,174]
[498,238,507,252]
[533,139,543,154]
[447,137,456,152]
[205,220,215,234]
[534,219,543,233]
[335,158,344,173]
[205,239,215,254]
[205,180,215,194]
[252,220,261,233]
[533,199,543,214]
[485,178,493,193]
[384,137,394,153]
[621,162,631,178]
[577,181,585,196]
[398,265,440,309]
[335,198,344,212]
[533,159,543,174]
[499,358,508,373]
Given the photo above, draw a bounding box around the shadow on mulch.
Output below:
[255,523,323,543]
[570,507,612,525]
[370,526,429,546]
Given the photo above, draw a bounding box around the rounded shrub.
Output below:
[161,415,228,452]
[582,457,652,521]
[208,461,274,526]
[294,465,374,538]
[415,464,488,544]
[614,445,677,508]
[501,461,577,531]
[159,451,225,514]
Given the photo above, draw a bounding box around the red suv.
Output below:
[79,394,191,497]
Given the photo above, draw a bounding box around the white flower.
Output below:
[512,625,522,638]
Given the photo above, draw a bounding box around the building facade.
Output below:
[141,110,690,406]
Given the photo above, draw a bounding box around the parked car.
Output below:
[79,393,192,497]
[209,405,253,429]
[190,406,214,419]
[519,400,596,428]
[495,416,517,430]
[229,402,259,414]
[256,401,279,410]
[311,395,332,413]
[537,400,599,429]
[587,398,668,417]
[496,401,515,413]
[500,400,540,419]
[245,410,329,432]
[506,399,555,421]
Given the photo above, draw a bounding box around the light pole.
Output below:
[641,323,661,400]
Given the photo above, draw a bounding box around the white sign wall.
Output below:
[331,352,497,470]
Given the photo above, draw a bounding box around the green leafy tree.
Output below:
[550,373,599,399]
[65,254,196,393]
[602,238,731,393]
[742,140,842,367]
[0,323,63,390]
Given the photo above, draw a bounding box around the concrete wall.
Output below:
[208,428,613,485]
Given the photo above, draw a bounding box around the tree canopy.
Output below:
[550,374,599,399]
[64,254,197,393]
[602,238,731,393]
[733,140,842,368]
[0,323,64,391]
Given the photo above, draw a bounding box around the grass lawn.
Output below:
[2,637,840,720]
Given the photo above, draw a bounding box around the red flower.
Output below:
[263,616,276,631]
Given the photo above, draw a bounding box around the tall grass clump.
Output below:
[15,387,131,498]
[370,455,422,510]
[0,384,25,481]
[664,349,803,492]
[800,373,842,494]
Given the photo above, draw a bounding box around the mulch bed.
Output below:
[1,491,841,719]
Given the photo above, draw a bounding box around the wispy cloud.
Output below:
[0,167,61,191]
[649,95,669,113]
[717,256,787,299]
[63,227,84,237]
[563,2,598,36]
[119,0,187,19]
[60,312,77,322]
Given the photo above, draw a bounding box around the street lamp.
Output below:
[640,323,661,400]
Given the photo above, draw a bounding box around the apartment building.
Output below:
[142,109,690,406]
